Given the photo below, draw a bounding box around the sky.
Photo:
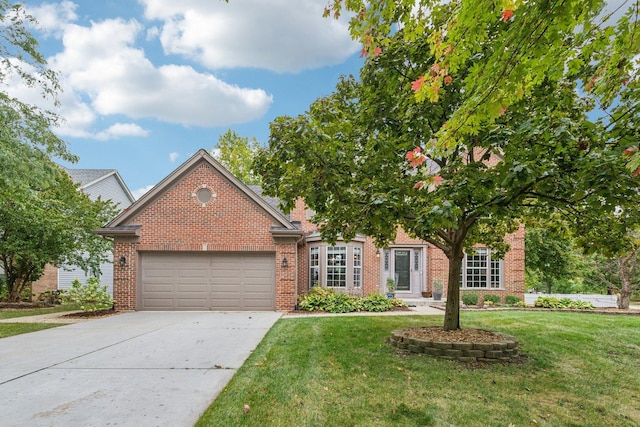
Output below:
[7,1,631,200]
[13,0,364,199]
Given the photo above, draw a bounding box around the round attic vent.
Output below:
[196,187,213,204]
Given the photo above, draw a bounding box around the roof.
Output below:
[65,169,115,187]
[64,167,136,204]
[248,185,283,214]
[99,149,298,232]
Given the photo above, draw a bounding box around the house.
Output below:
[31,168,135,297]
[97,149,524,311]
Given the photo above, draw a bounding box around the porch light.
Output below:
[282,257,288,268]
[376,249,380,258]
[119,256,126,266]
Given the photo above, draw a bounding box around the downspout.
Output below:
[294,231,305,310]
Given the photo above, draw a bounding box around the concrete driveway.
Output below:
[0,311,281,427]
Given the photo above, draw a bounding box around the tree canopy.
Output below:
[256,8,639,330]
[327,1,639,157]
[0,165,117,301]
[213,129,262,185]
[1,2,115,301]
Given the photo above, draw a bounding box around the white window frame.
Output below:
[326,246,347,288]
[460,248,502,289]
[309,247,319,287]
[353,247,362,288]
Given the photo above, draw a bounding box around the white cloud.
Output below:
[95,123,150,140]
[141,0,359,73]
[169,152,179,162]
[36,15,272,133]
[27,1,78,34]
[132,184,155,200]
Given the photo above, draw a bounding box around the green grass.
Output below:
[0,322,62,338]
[0,305,78,320]
[197,311,640,427]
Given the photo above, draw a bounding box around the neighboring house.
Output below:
[97,149,524,312]
[31,168,135,297]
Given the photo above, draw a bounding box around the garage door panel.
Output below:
[140,252,275,311]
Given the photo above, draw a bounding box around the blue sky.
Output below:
[14,0,364,198]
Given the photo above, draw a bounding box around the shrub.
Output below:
[362,294,392,312]
[462,293,479,306]
[62,277,113,313]
[483,294,501,304]
[505,295,521,305]
[534,296,594,310]
[297,286,404,313]
[298,286,332,311]
[513,300,528,308]
[38,289,65,305]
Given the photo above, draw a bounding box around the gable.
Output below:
[99,150,296,242]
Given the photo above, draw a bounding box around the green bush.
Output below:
[361,294,392,312]
[62,277,113,313]
[483,294,501,304]
[513,300,528,308]
[534,296,594,310]
[38,289,65,305]
[505,295,521,305]
[462,293,479,306]
[298,286,404,313]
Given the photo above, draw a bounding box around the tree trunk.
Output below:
[443,243,464,331]
[617,253,635,309]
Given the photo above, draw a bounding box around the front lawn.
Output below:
[0,305,78,320]
[0,323,61,338]
[197,311,640,427]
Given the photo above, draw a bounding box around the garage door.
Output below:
[140,252,275,311]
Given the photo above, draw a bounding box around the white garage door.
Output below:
[140,252,275,311]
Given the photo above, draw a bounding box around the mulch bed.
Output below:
[397,326,509,343]
[61,309,120,319]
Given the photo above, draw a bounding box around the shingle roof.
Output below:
[64,169,115,187]
[248,185,282,213]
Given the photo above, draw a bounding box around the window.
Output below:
[327,246,347,287]
[460,248,502,289]
[309,247,319,287]
[353,248,362,288]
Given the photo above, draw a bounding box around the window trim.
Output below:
[460,248,503,289]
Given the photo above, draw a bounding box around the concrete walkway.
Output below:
[0,311,281,427]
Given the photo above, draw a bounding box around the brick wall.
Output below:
[290,199,525,300]
[31,265,58,299]
[112,161,297,311]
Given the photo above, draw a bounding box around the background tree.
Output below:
[1,2,115,301]
[525,227,578,294]
[213,129,262,185]
[0,167,116,301]
[256,25,638,330]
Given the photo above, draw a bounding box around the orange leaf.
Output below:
[444,75,452,85]
[411,76,425,92]
[373,46,382,56]
[502,9,514,22]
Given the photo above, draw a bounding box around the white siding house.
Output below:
[57,169,135,296]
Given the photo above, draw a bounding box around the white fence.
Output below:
[524,293,618,308]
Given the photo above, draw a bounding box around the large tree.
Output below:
[0,167,116,301]
[1,2,115,301]
[255,20,638,330]
[327,1,639,155]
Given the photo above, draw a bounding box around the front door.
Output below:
[394,250,411,291]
